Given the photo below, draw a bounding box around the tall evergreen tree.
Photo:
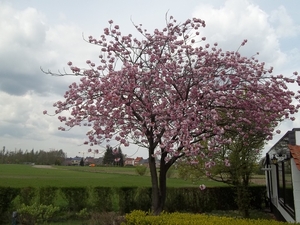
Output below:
[113,147,124,167]
[80,157,84,166]
[102,145,114,165]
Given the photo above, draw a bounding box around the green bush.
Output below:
[135,165,147,176]
[122,210,292,225]
[60,187,89,212]
[17,202,59,225]
[166,167,175,178]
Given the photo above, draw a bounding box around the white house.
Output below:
[264,128,300,222]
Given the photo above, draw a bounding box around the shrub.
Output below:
[166,167,175,178]
[122,210,290,225]
[17,203,59,225]
[76,208,90,220]
[135,165,147,176]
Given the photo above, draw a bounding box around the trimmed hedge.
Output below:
[93,187,114,212]
[165,186,266,213]
[38,186,58,205]
[0,187,20,222]
[0,185,266,217]
[60,187,89,211]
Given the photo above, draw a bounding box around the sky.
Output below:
[1,0,300,159]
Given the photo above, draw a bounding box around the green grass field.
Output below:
[0,164,227,188]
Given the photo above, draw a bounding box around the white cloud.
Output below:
[270,6,300,38]
[192,0,286,68]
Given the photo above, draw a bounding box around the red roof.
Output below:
[289,145,300,170]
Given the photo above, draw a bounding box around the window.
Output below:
[277,160,295,217]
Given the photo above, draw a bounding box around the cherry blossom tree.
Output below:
[44,16,300,214]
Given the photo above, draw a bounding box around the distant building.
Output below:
[71,156,82,166]
[134,157,143,165]
[124,157,135,166]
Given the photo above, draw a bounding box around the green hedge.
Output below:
[165,186,266,213]
[0,185,266,217]
[60,187,89,212]
[38,186,58,205]
[0,187,20,222]
[93,187,114,212]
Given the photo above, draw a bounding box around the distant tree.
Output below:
[45,15,300,214]
[102,145,114,165]
[80,158,84,166]
[113,147,124,167]
[177,128,265,218]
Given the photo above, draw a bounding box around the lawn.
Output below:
[0,164,226,188]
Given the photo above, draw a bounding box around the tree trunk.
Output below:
[149,152,161,215]
[148,149,168,215]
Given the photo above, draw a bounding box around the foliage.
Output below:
[135,165,147,176]
[0,147,66,165]
[103,145,124,166]
[118,187,138,214]
[4,185,266,223]
[17,203,59,225]
[46,14,300,214]
[0,187,20,223]
[93,187,114,212]
[80,157,84,166]
[19,186,36,206]
[133,187,152,211]
[177,129,265,217]
[38,186,58,205]
[60,187,89,211]
[166,166,175,178]
[103,145,114,165]
[75,208,90,220]
[122,210,293,225]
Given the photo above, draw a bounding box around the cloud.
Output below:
[269,6,300,38]
[192,0,287,68]
[0,3,98,96]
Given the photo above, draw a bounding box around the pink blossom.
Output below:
[199,184,206,190]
